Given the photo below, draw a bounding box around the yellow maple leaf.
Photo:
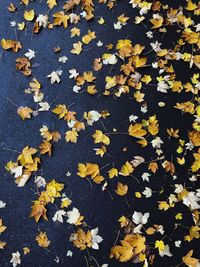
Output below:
[141,75,152,84]
[1,39,22,53]
[24,10,35,21]
[71,41,83,55]
[120,161,134,176]
[150,16,164,29]
[30,199,48,222]
[148,162,158,173]
[36,232,50,248]
[110,241,134,262]
[115,182,128,196]
[65,129,78,143]
[47,0,57,9]
[191,152,200,172]
[128,123,147,138]
[52,104,68,119]
[46,179,64,201]
[86,163,100,178]
[72,228,92,250]
[21,0,29,5]
[155,240,165,252]
[118,216,129,228]
[18,146,37,165]
[0,219,7,234]
[77,163,87,178]
[182,250,200,267]
[23,247,30,255]
[158,201,170,211]
[95,145,106,157]
[108,168,118,179]
[39,140,52,156]
[0,241,6,249]
[17,106,33,120]
[53,11,69,28]
[92,130,110,145]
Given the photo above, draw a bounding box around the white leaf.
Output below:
[67,207,80,224]
[17,174,29,187]
[141,172,151,182]
[47,70,62,84]
[59,56,68,63]
[73,85,81,93]
[142,187,152,198]
[69,69,79,79]
[0,200,6,208]
[53,210,67,223]
[91,227,103,250]
[132,211,149,225]
[38,102,50,111]
[129,115,138,122]
[11,166,23,178]
[97,40,103,47]
[25,49,35,60]
[36,14,48,28]
[131,156,145,167]
[10,251,21,267]
[34,176,46,188]
[66,250,73,257]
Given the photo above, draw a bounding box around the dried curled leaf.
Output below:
[1,39,22,53]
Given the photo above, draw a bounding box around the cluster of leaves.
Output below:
[1,0,200,266]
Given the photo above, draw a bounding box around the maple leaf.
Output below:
[63,0,80,11]
[47,70,62,84]
[92,130,110,145]
[128,123,147,138]
[182,250,200,267]
[46,180,64,201]
[65,129,78,143]
[52,104,68,119]
[120,161,134,176]
[52,210,67,223]
[71,41,83,55]
[115,182,128,196]
[0,241,6,249]
[17,106,33,120]
[93,58,102,71]
[92,174,104,184]
[1,39,22,53]
[148,162,158,173]
[30,200,48,222]
[86,163,100,178]
[110,240,133,262]
[188,131,200,146]
[155,240,165,251]
[8,3,17,12]
[108,168,118,179]
[24,10,35,21]
[18,146,37,165]
[36,232,50,248]
[0,219,7,234]
[16,57,31,76]
[77,163,87,178]
[71,228,92,250]
[39,140,52,156]
[21,0,29,5]
[191,152,200,172]
[53,11,69,28]
[47,0,57,9]
[150,15,164,29]
[158,201,170,211]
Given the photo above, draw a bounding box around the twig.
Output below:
[7,97,18,107]
[2,147,20,153]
